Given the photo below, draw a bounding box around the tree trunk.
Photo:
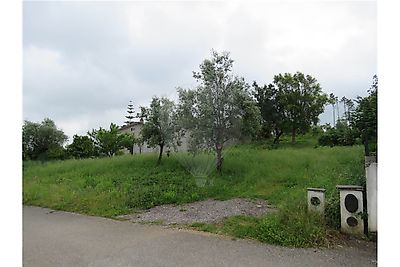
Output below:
[291,127,296,143]
[158,144,164,164]
[216,145,223,174]
[364,132,370,156]
[332,104,336,127]
[273,129,283,144]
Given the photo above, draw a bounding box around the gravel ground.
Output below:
[118,198,273,224]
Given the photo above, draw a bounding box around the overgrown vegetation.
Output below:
[177,50,261,173]
[252,72,328,144]
[22,51,376,248]
[318,75,377,155]
[191,209,327,248]
[318,120,360,147]
[23,135,365,247]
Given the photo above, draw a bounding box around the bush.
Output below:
[318,121,358,147]
[67,135,97,159]
[46,146,68,160]
[318,133,335,147]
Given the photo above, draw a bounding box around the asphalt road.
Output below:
[23,206,377,267]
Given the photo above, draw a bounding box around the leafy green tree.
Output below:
[135,136,144,154]
[252,82,285,143]
[177,50,260,173]
[338,96,355,126]
[22,118,68,160]
[67,135,97,158]
[345,98,355,124]
[239,96,262,141]
[272,72,328,143]
[318,119,358,147]
[88,123,128,157]
[141,97,178,163]
[47,146,68,160]
[121,133,136,155]
[352,75,378,156]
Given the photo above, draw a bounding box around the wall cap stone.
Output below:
[336,185,364,191]
[307,188,326,192]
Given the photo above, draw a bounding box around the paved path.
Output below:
[23,206,377,267]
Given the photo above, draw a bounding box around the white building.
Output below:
[119,121,189,154]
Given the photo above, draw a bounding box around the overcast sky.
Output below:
[23,1,376,141]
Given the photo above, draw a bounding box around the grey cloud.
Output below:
[23,1,376,139]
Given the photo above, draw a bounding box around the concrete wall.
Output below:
[366,162,377,233]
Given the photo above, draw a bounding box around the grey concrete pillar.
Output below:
[365,155,377,167]
[336,185,364,235]
[307,188,326,214]
[366,159,377,233]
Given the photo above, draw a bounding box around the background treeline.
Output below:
[22,51,377,163]
[317,75,377,156]
[22,121,135,160]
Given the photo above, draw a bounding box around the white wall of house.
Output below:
[119,122,189,154]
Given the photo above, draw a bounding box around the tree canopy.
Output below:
[352,75,378,156]
[88,123,131,157]
[272,72,328,142]
[253,72,328,143]
[140,97,179,163]
[67,135,97,159]
[252,82,284,143]
[177,50,260,173]
[22,118,68,160]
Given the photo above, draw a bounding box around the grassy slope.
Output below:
[23,135,366,247]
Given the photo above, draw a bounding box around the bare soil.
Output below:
[118,198,274,225]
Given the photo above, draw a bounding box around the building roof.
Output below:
[119,121,143,131]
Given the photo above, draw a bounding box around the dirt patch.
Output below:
[119,198,273,225]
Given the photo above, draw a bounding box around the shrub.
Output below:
[67,135,97,159]
[318,121,358,147]
[325,192,341,229]
[45,146,68,160]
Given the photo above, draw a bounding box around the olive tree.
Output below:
[177,50,260,173]
[140,97,179,164]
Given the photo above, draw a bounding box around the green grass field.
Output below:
[23,136,366,247]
